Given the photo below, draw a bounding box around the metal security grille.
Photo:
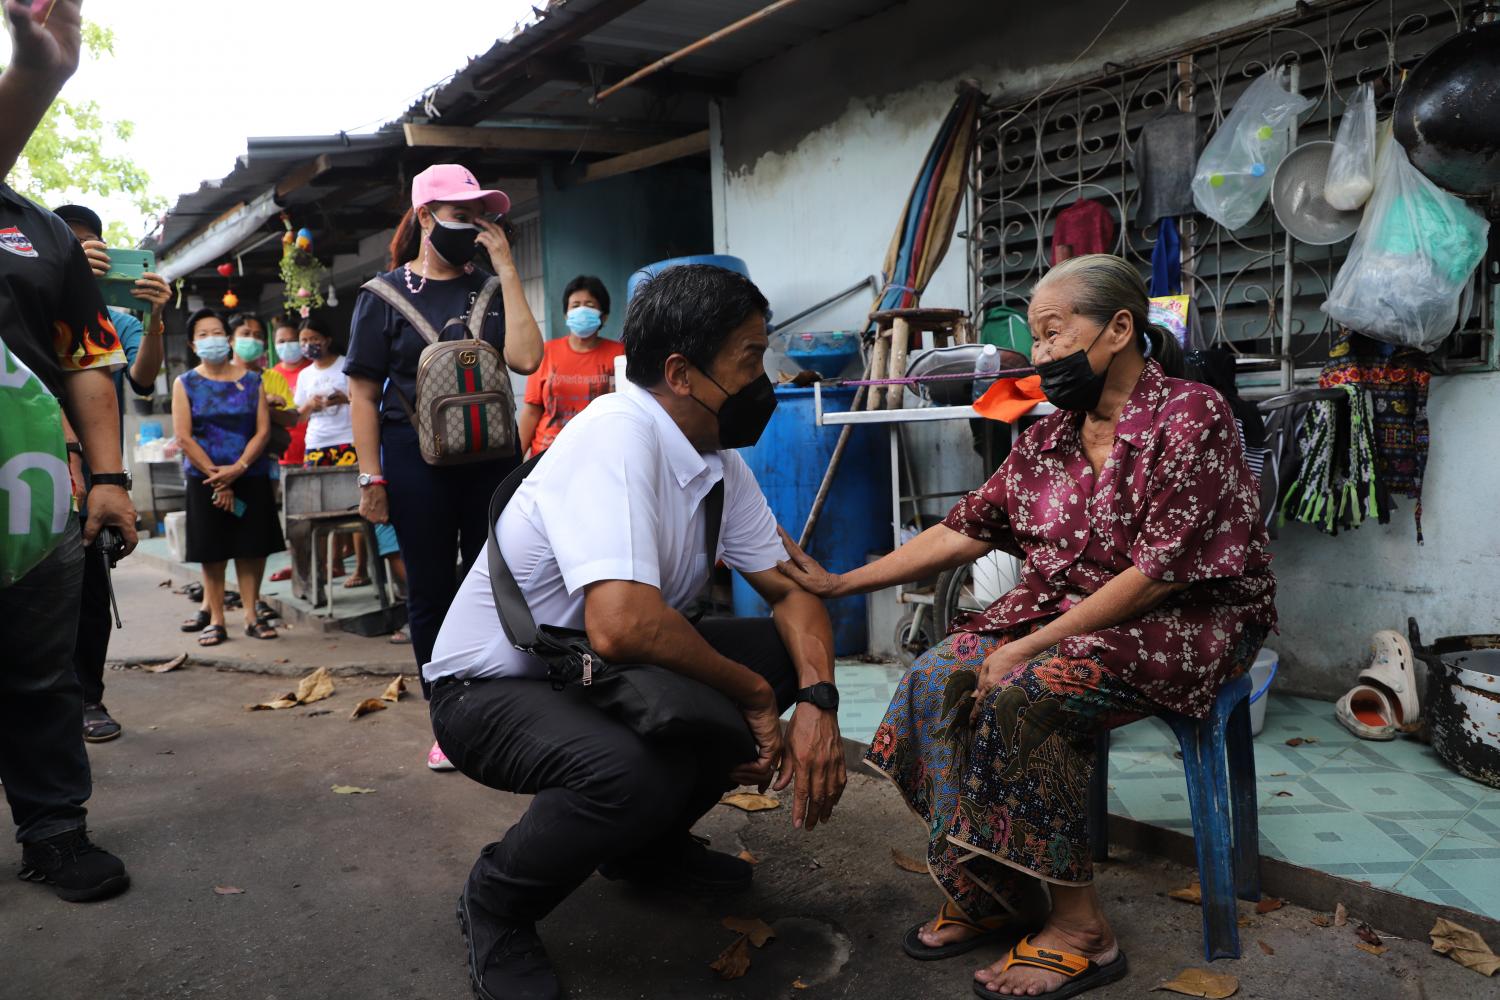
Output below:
[970,0,1495,384]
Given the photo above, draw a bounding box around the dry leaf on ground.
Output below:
[381,675,407,702]
[1429,918,1500,976]
[1355,941,1387,956]
[246,692,299,711]
[891,848,927,874]
[737,850,759,865]
[296,667,335,705]
[1168,883,1203,905]
[213,885,244,895]
[1334,902,1348,927]
[709,936,752,980]
[1356,923,1382,947]
[1256,896,1283,914]
[1257,940,1274,956]
[720,792,780,812]
[1310,915,1333,928]
[143,653,188,674]
[792,980,809,990]
[350,698,387,720]
[331,785,375,795]
[1284,736,1318,747]
[722,917,776,948]
[1154,967,1239,998]
[1273,790,1293,797]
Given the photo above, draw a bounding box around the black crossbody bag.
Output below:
[486,456,757,762]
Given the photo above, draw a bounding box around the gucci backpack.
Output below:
[359,275,518,466]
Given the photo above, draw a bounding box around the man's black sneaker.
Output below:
[82,703,123,743]
[456,888,562,1000]
[598,833,754,895]
[18,827,130,902]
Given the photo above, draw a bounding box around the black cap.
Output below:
[53,204,104,239]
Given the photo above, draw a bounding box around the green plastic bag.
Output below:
[0,338,70,587]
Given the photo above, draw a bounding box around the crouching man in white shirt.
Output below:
[425,264,845,1000]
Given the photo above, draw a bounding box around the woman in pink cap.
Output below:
[346,164,543,771]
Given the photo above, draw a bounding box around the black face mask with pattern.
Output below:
[1035,323,1110,412]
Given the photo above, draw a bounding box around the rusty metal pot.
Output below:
[1391,4,1500,201]
[1409,617,1500,789]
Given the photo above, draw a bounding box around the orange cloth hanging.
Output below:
[974,375,1046,423]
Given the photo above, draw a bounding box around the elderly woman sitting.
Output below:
[780,254,1275,1000]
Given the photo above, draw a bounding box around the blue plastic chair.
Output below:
[1087,673,1264,961]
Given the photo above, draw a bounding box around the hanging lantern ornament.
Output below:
[222,290,239,309]
[326,283,339,308]
[216,262,234,278]
[296,227,313,251]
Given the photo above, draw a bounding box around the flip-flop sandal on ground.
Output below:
[903,900,1017,961]
[198,624,228,647]
[180,609,210,633]
[254,600,280,624]
[973,936,1128,1000]
[1336,629,1420,740]
[343,574,371,588]
[180,581,203,602]
[244,621,279,640]
[268,568,292,582]
[224,590,243,610]
[388,629,411,645]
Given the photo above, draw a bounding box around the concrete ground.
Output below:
[3,559,1494,999]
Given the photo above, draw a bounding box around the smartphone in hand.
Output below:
[100,248,156,309]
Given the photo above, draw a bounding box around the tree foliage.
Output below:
[4,23,166,246]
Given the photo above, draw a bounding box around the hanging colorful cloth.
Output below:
[1280,385,1387,535]
[1317,327,1431,542]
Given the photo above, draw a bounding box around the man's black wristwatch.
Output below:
[91,471,133,490]
[795,683,840,711]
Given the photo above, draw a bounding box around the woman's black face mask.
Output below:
[426,213,480,267]
[692,366,778,450]
[1035,323,1111,412]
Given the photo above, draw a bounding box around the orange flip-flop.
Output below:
[974,935,1128,1000]
[903,900,1019,961]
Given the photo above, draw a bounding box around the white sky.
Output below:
[3,0,540,240]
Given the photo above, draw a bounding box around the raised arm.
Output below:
[476,218,543,375]
[0,0,82,182]
[778,522,992,599]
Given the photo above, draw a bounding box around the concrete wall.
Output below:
[713,0,1500,697]
[1267,371,1500,701]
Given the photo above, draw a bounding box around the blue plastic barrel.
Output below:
[731,385,890,656]
[627,254,750,302]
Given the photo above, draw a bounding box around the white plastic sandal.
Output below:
[1336,630,1420,740]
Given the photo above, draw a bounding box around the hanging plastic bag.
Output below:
[1323,128,1490,351]
[0,341,71,587]
[1324,82,1377,210]
[1192,67,1315,230]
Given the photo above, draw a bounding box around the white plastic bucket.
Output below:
[165,510,188,563]
[1249,648,1279,736]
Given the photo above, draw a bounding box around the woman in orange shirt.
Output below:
[518,275,625,456]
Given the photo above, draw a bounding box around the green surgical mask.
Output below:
[234,336,266,362]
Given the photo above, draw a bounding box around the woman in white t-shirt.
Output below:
[294,316,406,598]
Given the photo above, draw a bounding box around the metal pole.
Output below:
[771,275,880,334]
[1279,62,1301,391]
[592,0,808,104]
[797,384,867,550]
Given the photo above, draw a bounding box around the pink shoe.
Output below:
[427,741,456,772]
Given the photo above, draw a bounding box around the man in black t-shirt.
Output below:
[0,0,135,903]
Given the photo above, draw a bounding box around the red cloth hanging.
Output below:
[1051,198,1117,264]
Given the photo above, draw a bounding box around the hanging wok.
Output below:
[1392,4,1500,201]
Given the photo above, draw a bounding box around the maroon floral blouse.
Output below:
[942,360,1277,718]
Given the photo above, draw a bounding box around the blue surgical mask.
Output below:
[276,341,304,364]
[196,336,231,363]
[566,306,602,337]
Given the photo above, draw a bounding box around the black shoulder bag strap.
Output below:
[486,460,726,647]
[690,480,725,623]
[486,454,545,651]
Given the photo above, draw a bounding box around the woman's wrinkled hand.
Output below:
[359,484,389,524]
[776,526,841,598]
[970,642,1029,723]
[211,487,237,513]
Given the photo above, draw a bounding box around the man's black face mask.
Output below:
[691,366,778,450]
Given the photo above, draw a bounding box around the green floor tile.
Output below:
[1394,857,1500,921]
[1257,807,1444,870]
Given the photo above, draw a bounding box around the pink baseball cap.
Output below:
[410,164,511,215]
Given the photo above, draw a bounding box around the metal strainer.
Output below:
[1271,140,1363,245]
